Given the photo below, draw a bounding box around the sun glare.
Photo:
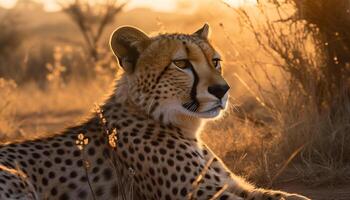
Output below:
[0,0,178,12]
[0,0,256,12]
[0,0,16,9]
[223,0,257,7]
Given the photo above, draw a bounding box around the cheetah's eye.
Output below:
[212,58,221,69]
[173,59,189,69]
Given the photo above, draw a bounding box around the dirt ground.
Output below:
[276,182,350,200]
[16,110,350,200]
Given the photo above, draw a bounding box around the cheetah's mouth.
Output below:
[196,105,223,118]
[181,101,225,118]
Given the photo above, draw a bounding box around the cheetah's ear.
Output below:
[193,23,210,39]
[110,26,150,73]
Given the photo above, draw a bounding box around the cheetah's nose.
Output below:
[208,84,230,99]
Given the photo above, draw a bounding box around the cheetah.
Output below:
[0,24,311,200]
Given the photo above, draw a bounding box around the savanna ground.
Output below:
[0,0,349,199]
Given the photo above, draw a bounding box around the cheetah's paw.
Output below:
[281,193,311,200]
[248,189,311,200]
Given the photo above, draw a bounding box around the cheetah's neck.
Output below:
[102,74,204,138]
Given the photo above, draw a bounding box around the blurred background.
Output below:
[0,0,349,199]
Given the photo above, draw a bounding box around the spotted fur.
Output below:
[0,24,310,200]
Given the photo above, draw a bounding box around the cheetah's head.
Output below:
[110,24,230,127]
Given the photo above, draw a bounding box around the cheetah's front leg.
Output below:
[201,146,311,200]
[247,188,311,200]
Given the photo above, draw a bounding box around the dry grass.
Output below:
[203,85,350,186]
[0,79,110,142]
[0,78,20,141]
[203,0,350,187]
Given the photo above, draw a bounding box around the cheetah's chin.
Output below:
[181,105,223,119]
[196,106,222,118]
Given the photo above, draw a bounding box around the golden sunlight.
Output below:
[223,0,257,7]
[0,0,348,199]
[0,0,178,11]
[0,0,257,12]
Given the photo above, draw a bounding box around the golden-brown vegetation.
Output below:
[0,0,349,197]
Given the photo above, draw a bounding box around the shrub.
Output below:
[214,0,350,186]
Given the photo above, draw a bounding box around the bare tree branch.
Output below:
[60,0,125,62]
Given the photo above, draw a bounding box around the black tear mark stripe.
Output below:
[154,64,171,86]
[183,43,200,106]
[187,60,199,105]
